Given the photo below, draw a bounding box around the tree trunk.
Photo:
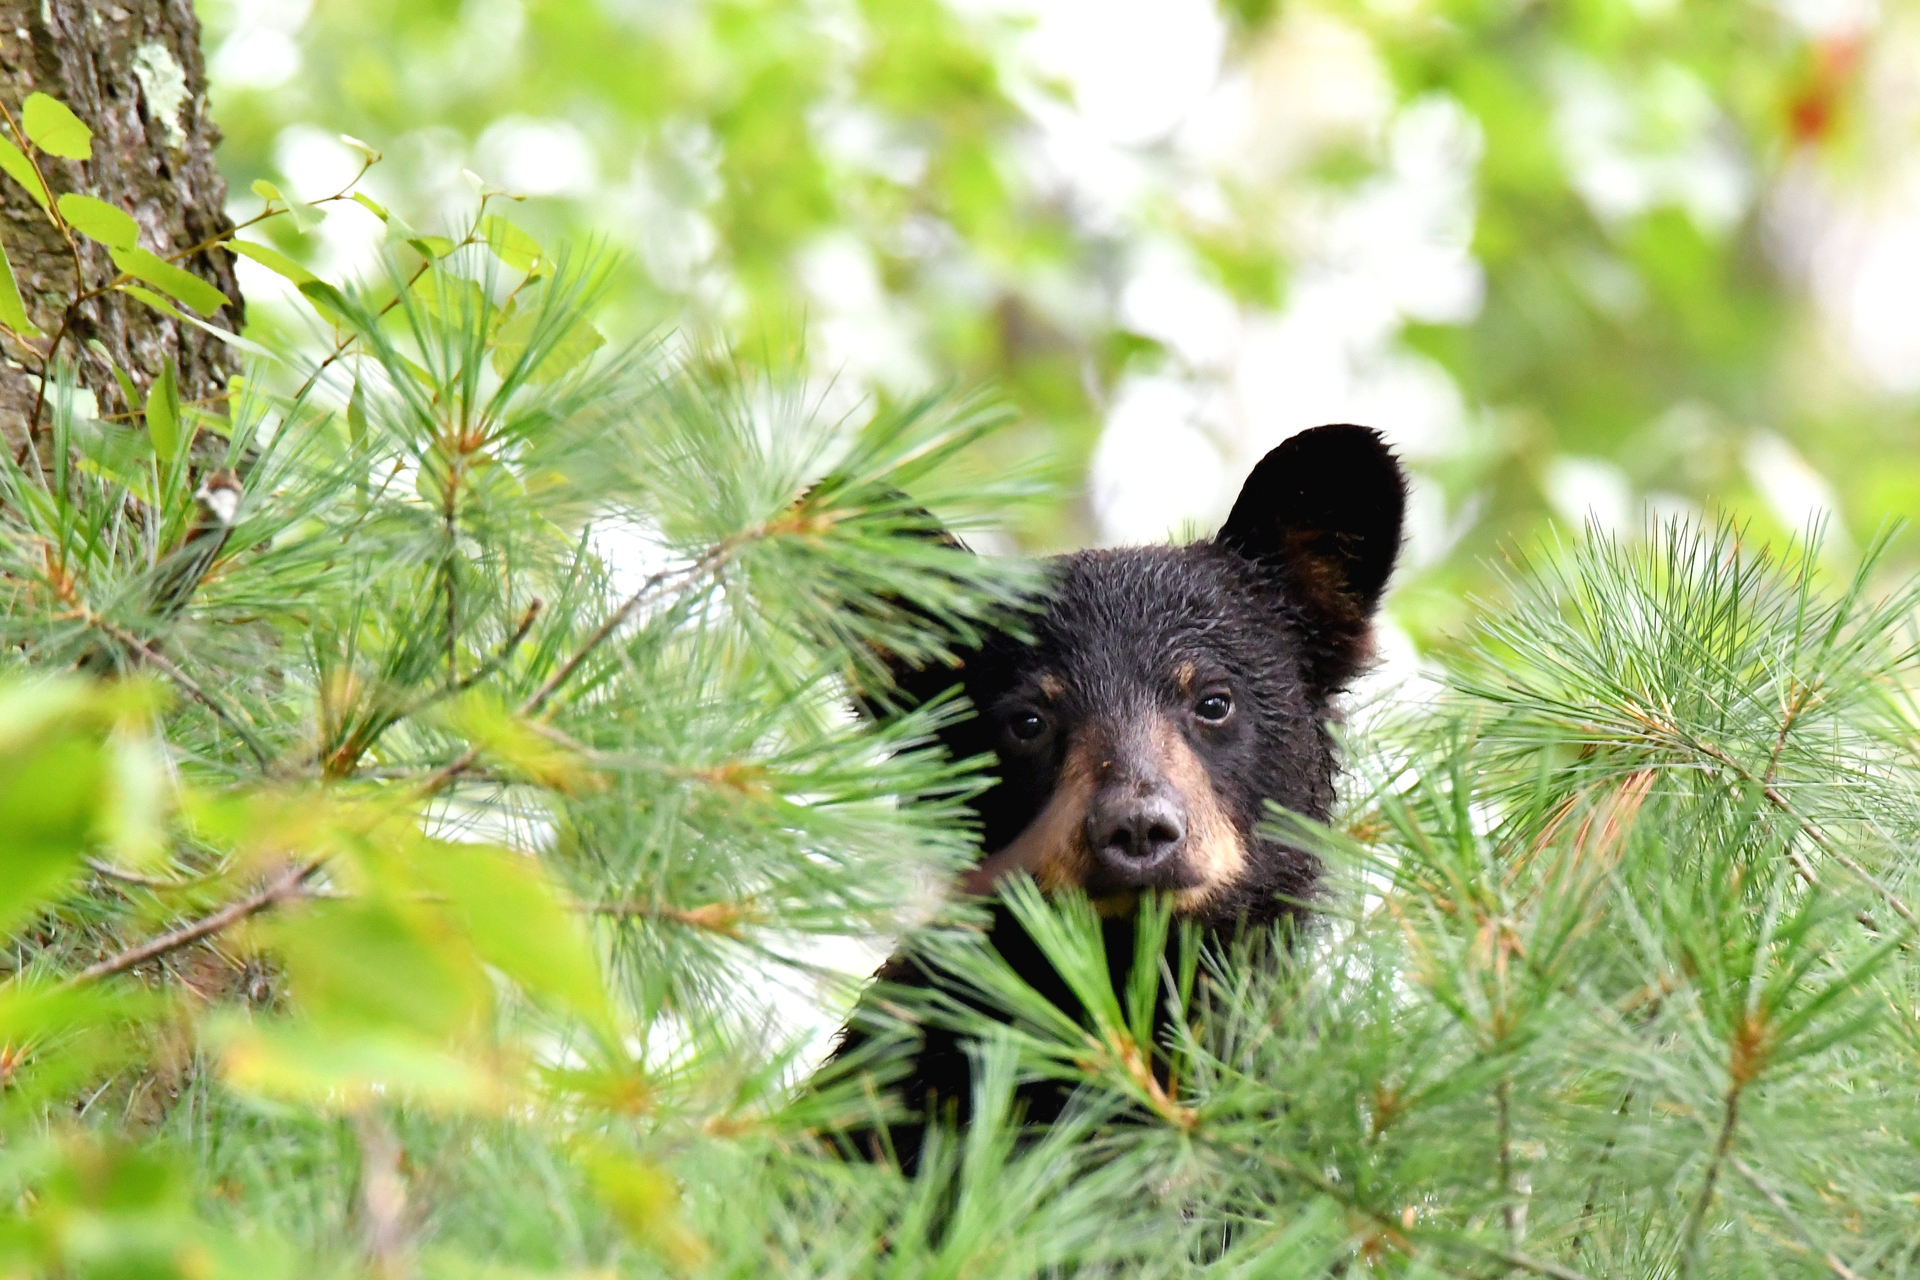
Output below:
[0,0,242,453]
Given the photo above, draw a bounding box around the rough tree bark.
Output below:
[0,0,242,453]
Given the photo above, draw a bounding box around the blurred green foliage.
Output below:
[200,0,1920,644]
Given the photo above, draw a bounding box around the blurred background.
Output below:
[196,0,1920,649]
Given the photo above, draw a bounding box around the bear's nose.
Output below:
[1085,788,1187,875]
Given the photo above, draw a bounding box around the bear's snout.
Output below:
[1084,780,1188,878]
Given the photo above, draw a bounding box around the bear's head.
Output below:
[884,424,1407,930]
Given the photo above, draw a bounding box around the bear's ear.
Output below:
[1214,424,1405,683]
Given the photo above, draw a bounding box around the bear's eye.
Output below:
[1194,692,1233,724]
[1006,710,1049,743]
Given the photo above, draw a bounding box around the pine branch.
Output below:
[1662,730,1916,931]
[83,613,272,768]
[84,858,223,890]
[581,899,759,936]
[1226,1142,1593,1280]
[1728,1155,1862,1280]
[67,858,322,985]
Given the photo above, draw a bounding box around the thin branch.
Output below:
[1728,1156,1861,1280]
[159,155,374,271]
[580,898,757,936]
[412,551,720,797]
[322,598,545,777]
[1685,734,1917,930]
[1226,1142,1593,1280]
[456,598,542,693]
[1681,1077,1745,1277]
[67,858,322,985]
[1498,1073,1522,1252]
[288,252,444,406]
[84,857,222,890]
[84,614,272,768]
[520,551,720,720]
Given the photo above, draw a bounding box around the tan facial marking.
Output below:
[1037,673,1065,701]
[958,733,1097,896]
[959,717,1248,914]
[1150,717,1248,913]
[1174,662,1197,696]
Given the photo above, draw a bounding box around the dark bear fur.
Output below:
[830,424,1406,1170]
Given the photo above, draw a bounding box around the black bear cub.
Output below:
[833,424,1406,1169]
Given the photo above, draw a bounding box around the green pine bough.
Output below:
[2,90,1919,1280]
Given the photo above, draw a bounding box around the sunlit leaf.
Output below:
[435,691,594,793]
[100,726,167,865]
[56,194,138,250]
[121,284,277,360]
[0,683,103,933]
[21,92,91,159]
[577,1143,708,1272]
[212,1018,505,1112]
[480,215,543,272]
[0,136,48,209]
[0,240,40,337]
[283,198,327,233]
[108,246,229,315]
[491,306,605,383]
[224,238,316,286]
[145,361,181,461]
[411,843,609,1023]
[258,896,491,1037]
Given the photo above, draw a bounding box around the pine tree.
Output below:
[4,84,1920,1280]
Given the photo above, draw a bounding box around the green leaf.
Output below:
[407,270,488,329]
[260,898,490,1037]
[104,359,142,420]
[55,194,138,250]
[296,279,354,329]
[436,692,592,792]
[224,238,316,286]
[578,1144,708,1271]
[0,682,103,934]
[73,420,153,495]
[339,133,381,162]
[251,178,283,204]
[21,93,91,159]
[120,284,276,361]
[492,306,606,384]
[412,844,609,1023]
[145,361,182,461]
[0,240,41,337]
[409,235,458,260]
[212,1019,501,1113]
[107,246,229,315]
[284,199,327,233]
[0,136,48,209]
[480,215,543,272]
[101,728,167,865]
[347,379,369,448]
[351,192,389,221]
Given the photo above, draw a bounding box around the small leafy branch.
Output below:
[0,89,567,459]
